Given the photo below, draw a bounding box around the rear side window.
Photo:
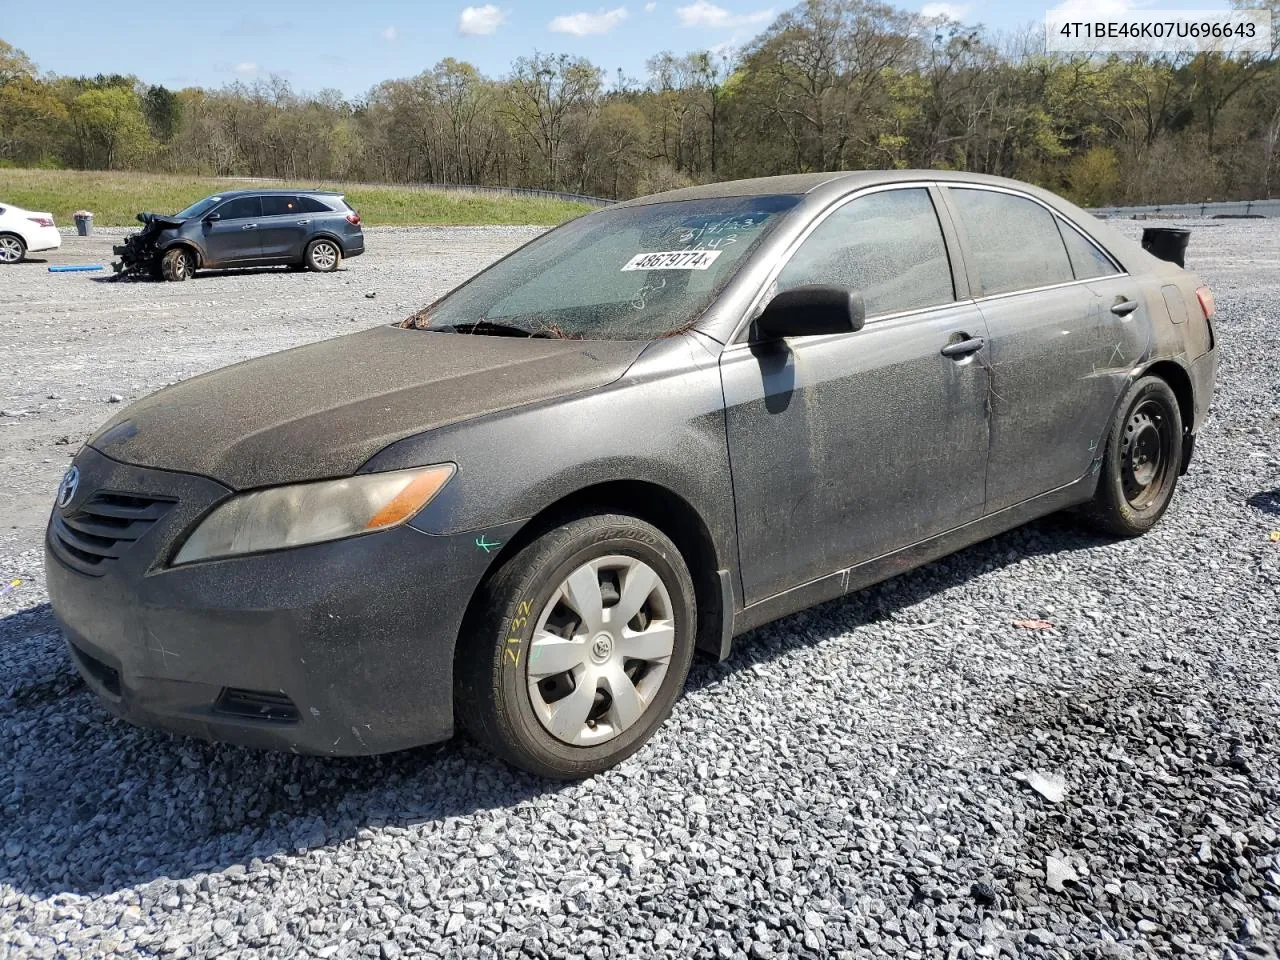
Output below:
[215,196,262,220]
[297,195,336,214]
[948,188,1074,295]
[1057,219,1120,280]
[776,187,954,318]
[261,195,302,217]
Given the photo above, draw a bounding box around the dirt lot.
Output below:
[2,221,1279,959]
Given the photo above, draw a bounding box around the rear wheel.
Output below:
[456,513,696,779]
[1083,376,1183,537]
[306,238,341,272]
[160,246,194,282]
[0,234,26,264]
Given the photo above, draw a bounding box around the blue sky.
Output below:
[2,0,1216,97]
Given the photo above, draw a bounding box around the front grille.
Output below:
[50,491,175,576]
[215,688,300,723]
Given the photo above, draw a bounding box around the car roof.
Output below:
[615,170,1067,206]
[210,188,344,198]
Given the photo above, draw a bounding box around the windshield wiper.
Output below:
[436,320,535,337]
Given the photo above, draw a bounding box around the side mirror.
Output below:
[752,285,865,341]
[204,213,221,223]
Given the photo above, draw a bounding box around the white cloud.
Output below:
[549,6,629,35]
[644,1,657,10]
[675,1,772,29]
[458,4,507,35]
[234,62,257,74]
[381,25,397,40]
[920,2,970,19]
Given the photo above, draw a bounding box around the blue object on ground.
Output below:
[48,265,104,273]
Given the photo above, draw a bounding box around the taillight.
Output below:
[27,216,54,228]
[345,213,361,225]
[1195,286,1215,319]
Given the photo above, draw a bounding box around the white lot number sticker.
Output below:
[622,249,723,272]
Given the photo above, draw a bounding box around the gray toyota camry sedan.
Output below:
[46,171,1218,778]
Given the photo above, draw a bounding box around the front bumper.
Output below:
[45,446,508,756]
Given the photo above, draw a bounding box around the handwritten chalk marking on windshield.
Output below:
[475,535,502,553]
[621,250,723,272]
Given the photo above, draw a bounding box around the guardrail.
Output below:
[1089,199,1279,219]
[219,176,614,207]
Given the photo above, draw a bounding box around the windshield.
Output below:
[174,196,223,219]
[405,195,801,340]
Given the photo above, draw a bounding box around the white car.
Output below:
[0,202,61,263]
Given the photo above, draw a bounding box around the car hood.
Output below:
[138,212,187,229]
[88,325,647,489]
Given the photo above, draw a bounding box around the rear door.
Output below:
[258,195,310,262]
[202,195,263,265]
[721,185,992,604]
[941,186,1148,512]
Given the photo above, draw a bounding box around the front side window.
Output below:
[409,195,801,340]
[1057,219,1120,280]
[215,196,262,221]
[948,188,1074,295]
[775,188,955,318]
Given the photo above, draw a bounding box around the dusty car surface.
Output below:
[46,171,1218,778]
[112,188,364,280]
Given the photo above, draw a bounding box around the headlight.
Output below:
[172,464,455,565]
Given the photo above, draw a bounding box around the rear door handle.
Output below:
[296,219,311,225]
[1111,298,1140,316]
[941,336,985,358]
[242,223,258,230]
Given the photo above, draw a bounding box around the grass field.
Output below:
[0,169,598,227]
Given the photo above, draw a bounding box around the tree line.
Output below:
[3,0,1280,206]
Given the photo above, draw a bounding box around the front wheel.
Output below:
[455,513,696,779]
[1083,375,1183,537]
[0,233,26,264]
[305,238,341,272]
[160,246,194,281]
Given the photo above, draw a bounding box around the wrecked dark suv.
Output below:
[113,189,364,280]
[49,171,1217,779]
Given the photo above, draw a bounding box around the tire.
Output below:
[305,238,341,272]
[160,246,194,282]
[456,513,697,779]
[1083,375,1183,537]
[0,233,26,264]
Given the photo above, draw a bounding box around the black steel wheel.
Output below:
[1083,375,1184,537]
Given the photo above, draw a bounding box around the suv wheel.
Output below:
[456,513,696,779]
[160,247,194,282]
[306,239,341,272]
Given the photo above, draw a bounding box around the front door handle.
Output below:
[941,336,985,359]
[242,223,258,230]
[1111,298,1140,316]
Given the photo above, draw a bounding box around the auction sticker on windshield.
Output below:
[622,250,723,271]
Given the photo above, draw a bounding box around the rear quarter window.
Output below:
[948,188,1074,295]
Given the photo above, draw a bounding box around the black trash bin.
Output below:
[1141,227,1190,267]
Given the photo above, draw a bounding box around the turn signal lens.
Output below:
[172,464,456,565]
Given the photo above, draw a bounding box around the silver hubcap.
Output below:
[311,243,337,269]
[0,237,22,262]
[527,555,675,746]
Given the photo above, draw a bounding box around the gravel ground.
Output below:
[2,221,1278,959]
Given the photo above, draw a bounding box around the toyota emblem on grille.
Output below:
[56,466,79,509]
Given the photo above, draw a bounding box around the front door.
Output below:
[942,186,1150,511]
[721,186,992,605]
[202,195,263,266]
